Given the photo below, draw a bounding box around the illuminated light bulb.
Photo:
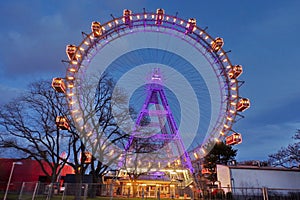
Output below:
[115,20,118,24]
[210,41,213,44]
[227,65,231,69]
[79,47,85,51]
[166,16,169,20]
[137,15,140,19]
[193,152,198,159]
[72,109,79,113]
[84,41,89,45]
[224,124,229,129]
[75,117,82,122]
[68,93,74,97]
[223,58,228,62]
[76,54,81,58]
[69,68,76,72]
[108,23,112,27]
[151,14,154,19]
[89,35,94,40]
[69,101,75,105]
[201,148,206,153]
[71,60,78,65]
[144,14,147,18]
[87,131,92,137]
[231,79,237,83]
[231,87,237,91]
[227,117,233,121]
[67,76,74,80]
[68,84,74,88]
[102,27,106,31]
[200,31,203,35]
[205,36,209,40]
[230,110,236,114]
[231,102,237,106]
[220,131,224,135]
[220,52,224,56]
[215,138,220,142]
[122,17,125,22]
[173,18,176,22]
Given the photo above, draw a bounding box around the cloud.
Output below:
[236,121,300,161]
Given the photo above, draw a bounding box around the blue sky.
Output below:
[0,0,299,162]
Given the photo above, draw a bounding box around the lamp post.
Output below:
[3,161,23,200]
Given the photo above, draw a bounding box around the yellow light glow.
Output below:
[220,131,224,135]
[231,87,237,91]
[115,20,119,24]
[224,124,229,129]
[79,47,85,51]
[231,79,237,83]
[137,15,140,19]
[68,93,74,97]
[89,35,94,40]
[68,84,74,88]
[108,23,112,27]
[71,61,78,65]
[87,131,92,137]
[227,65,231,69]
[173,18,176,22]
[69,68,76,72]
[166,16,169,20]
[205,36,209,40]
[180,20,184,24]
[71,109,79,113]
[220,52,224,56]
[67,76,74,80]
[75,117,82,122]
[230,110,236,114]
[144,14,147,18]
[201,148,206,153]
[227,117,233,121]
[193,152,198,159]
[200,31,203,35]
[223,59,228,62]
[231,95,237,98]
[231,102,237,106]
[84,41,89,45]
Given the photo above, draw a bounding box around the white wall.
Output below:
[217,164,300,192]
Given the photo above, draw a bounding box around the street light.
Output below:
[3,161,23,200]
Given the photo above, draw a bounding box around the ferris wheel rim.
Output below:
[64,9,241,160]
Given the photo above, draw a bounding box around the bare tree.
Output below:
[0,81,71,184]
[268,130,300,169]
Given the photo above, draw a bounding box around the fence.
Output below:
[0,182,300,200]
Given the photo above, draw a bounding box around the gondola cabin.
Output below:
[66,45,77,61]
[91,21,102,37]
[123,9,132,25]
[52,78,66,93]
[55,116,70,130]
[229,65,243,79]
[186,18,196,34]
[156,8,164,25]
[82,151,92,163]
[211,37,224,52]
[237,98,250,112]
[226,133,242,145]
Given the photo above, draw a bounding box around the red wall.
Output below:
[0,158,74,184]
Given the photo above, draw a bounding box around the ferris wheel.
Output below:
[52,8,250,167]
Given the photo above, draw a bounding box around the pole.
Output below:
[4,162,22,200]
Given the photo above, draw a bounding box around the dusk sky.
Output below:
[0,0,299,162]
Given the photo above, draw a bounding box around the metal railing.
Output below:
[1,181,300,200]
